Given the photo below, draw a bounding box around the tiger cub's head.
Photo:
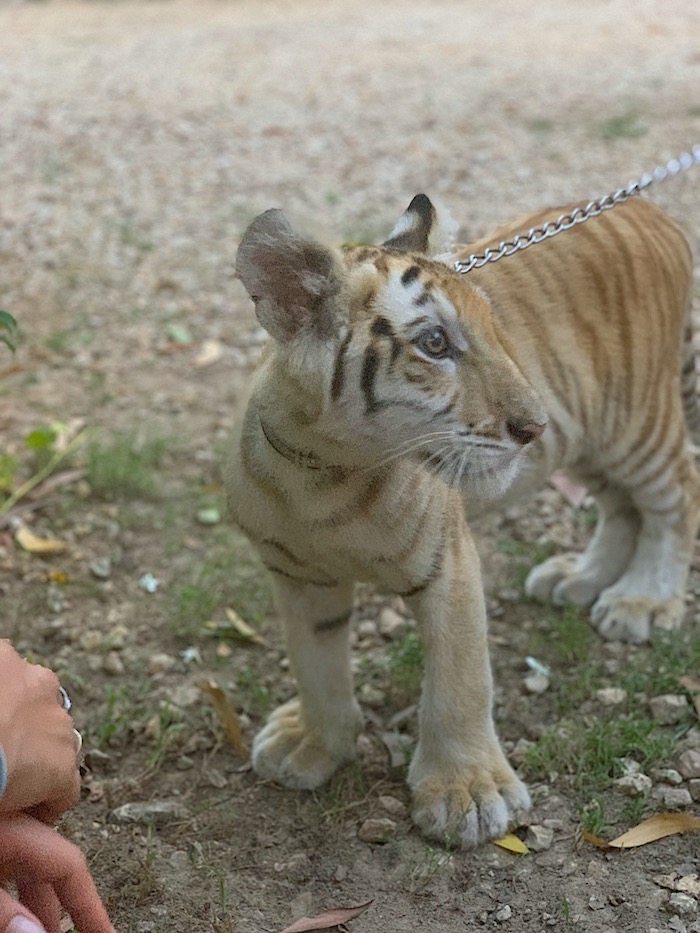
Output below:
[236,195,546,498]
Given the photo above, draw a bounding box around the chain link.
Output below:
[454,145,700,275]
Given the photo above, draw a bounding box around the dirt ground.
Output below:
[2,1,700,931]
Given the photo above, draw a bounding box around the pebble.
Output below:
[652,767,683,786]
[614,772,652,797]
[678,749,700,780]
[148,652,178,675]
[79,629,103,651]
[688,779,700,802]
[662,787,693,809]
[107,623,129,649]
[595,687,627,706]
[356,619,377,638]
[525,824,554,851]
[649,694,690,725]
[524,671,550,694]
[357,817,397,843]
[668,892,698,916]
[359,683,386,708]
[89,557,112,579]
[378,795,407,817]
[377,607,408,640]
[102,651,125,675]
[495,905,512,922]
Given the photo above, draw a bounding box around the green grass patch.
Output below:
[172,525,272,638]
[524,713,676,798]
[87,431,168,498]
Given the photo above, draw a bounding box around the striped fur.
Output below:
[228,195,700,847]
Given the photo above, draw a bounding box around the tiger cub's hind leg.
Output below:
[590,452,700,644]
[251,578,362,789]
[525,485,640,609]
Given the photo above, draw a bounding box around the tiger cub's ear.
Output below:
[383,194,458,257]
[236,209,341,342]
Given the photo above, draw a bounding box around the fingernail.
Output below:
[8,917,46,933]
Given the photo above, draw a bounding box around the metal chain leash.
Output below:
[454,145,700,275]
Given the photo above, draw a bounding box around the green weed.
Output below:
[87,431,167,499]
[236,667,272,716]
[598,112,646,140]
[386,631,423,703]
[171,525,271,638]
[497,538,557,590]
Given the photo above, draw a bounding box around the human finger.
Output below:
[0,884,46,933]
[16,878,61,933]
[0,817,114,933]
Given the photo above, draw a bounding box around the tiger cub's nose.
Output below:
[507,420,546,446]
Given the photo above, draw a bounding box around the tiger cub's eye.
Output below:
[417,327,451,359]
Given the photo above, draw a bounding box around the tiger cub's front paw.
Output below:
[252,698,361,790]
[409,756,530,847]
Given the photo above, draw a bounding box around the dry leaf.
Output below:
[493,833,529,854]
[224,607,271,648]
[549,470,588,508]
[15,524,68,555]
[280,899,374,933]
[197,678,248,757]
[584,812,700,850]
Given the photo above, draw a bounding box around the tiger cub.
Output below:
[228,194,700,847]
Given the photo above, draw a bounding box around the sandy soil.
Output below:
[2,2,700,931]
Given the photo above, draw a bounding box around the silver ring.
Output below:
[59,686,72,712]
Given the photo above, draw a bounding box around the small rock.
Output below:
[111,800,189,824]
[148,652,178,675]
[79,630,103,651]
[524,672,550,694]
[525,824,554,852]
[334,864,348,882]
[356,619,377,639]
[588,895,606,910]
[359,683,386,708]
[615,772,652,797]
[378,795,407,817]
[106,623,129,649]
[662,787,693,809]
[649,694,690,725]
[595,687,627,706]
[668,893,699,916]
[168,684,201,708]
[652,767,684,786]
[357,817,397,843]
[617,757,642,775]
[688,779,700,802]
[102,651,125,675]
[377,607,408,640]
[495,905,512,922]
[89,557,112,579]
[168,850,190,872]
[678,749,700,780]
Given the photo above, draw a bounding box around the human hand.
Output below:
[0,814,114,933]
[0,641,81,824]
